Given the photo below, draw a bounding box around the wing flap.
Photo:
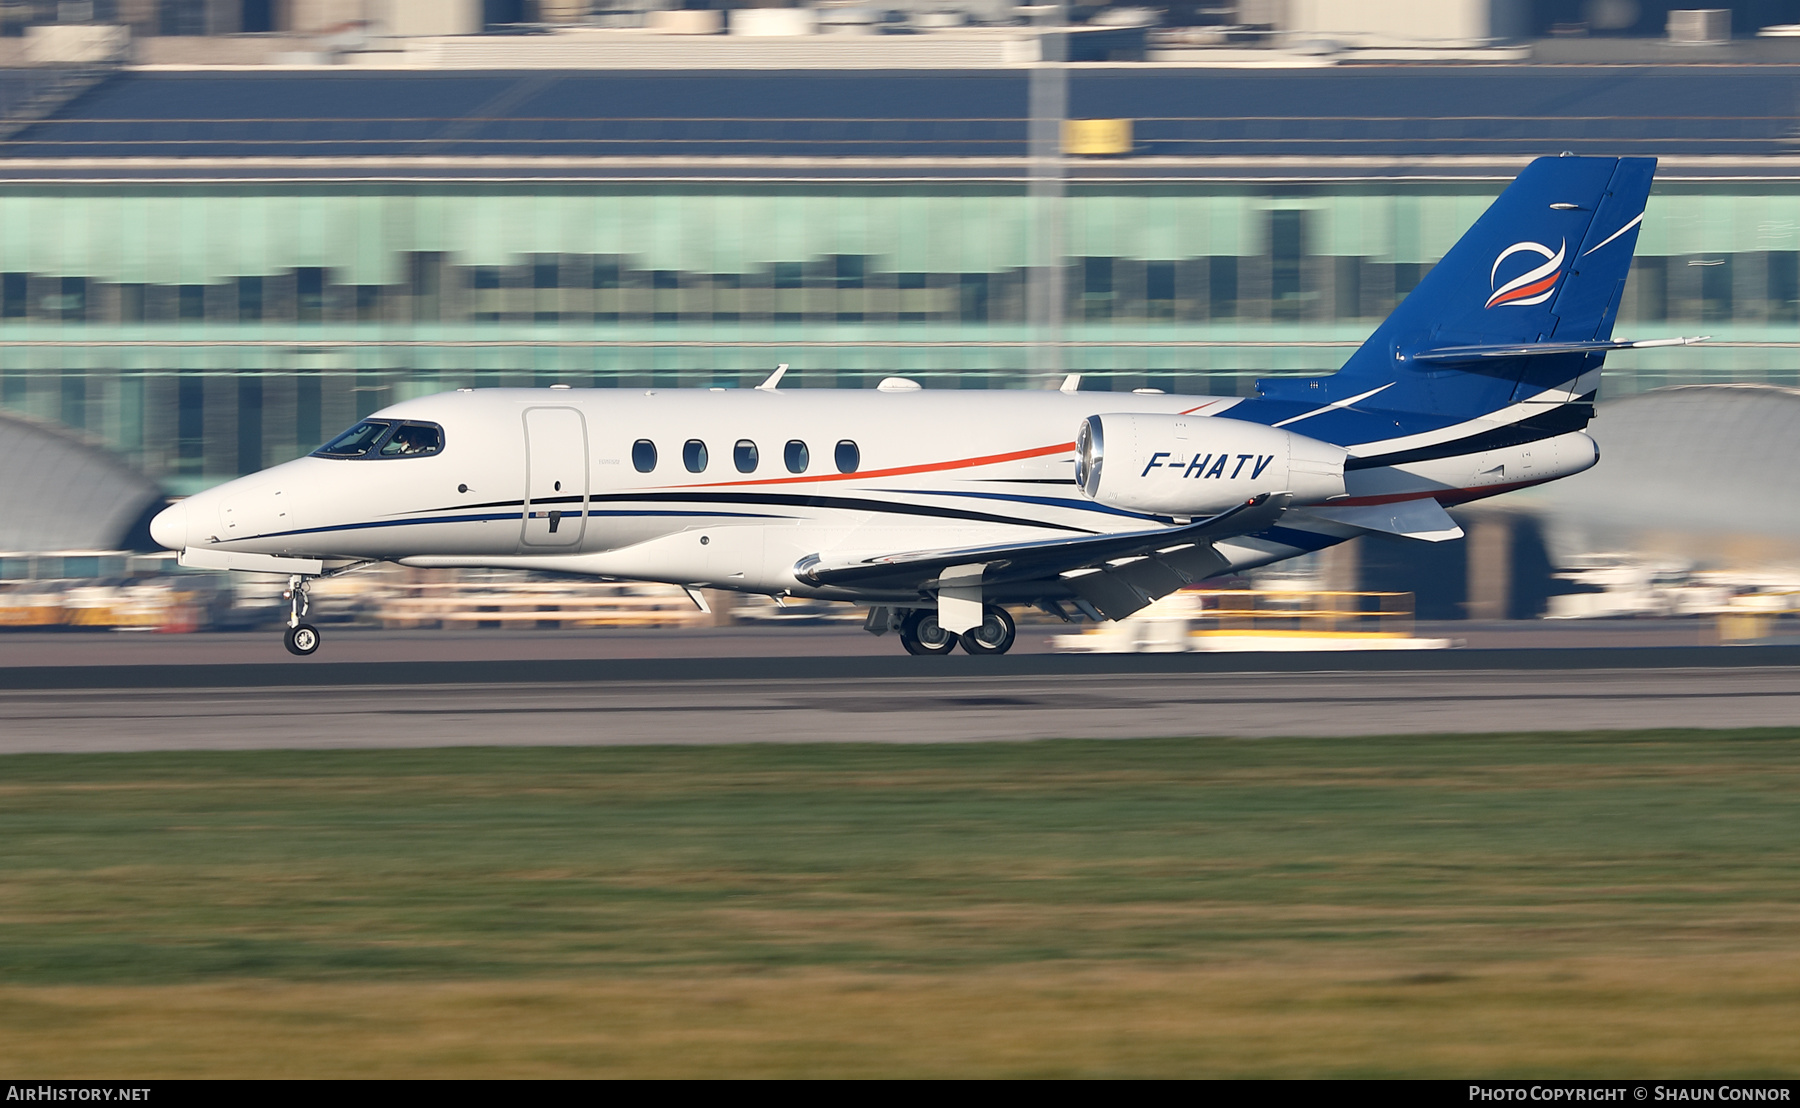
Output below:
[1060,541,1233,621]
[796,494,1286,594]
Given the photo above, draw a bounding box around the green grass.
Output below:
[2,731,1798,1075]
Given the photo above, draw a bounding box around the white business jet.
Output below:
[150,155,1699,656]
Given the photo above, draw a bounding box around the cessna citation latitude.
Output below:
[151,154,1701,657]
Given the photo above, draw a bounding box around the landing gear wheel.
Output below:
[959,605,1016,656]
[284,623,321,656]
[282,573,319,657]
[899,609,958,656]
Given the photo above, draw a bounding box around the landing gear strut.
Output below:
[899,609,957,655]
[958,605,1016,655]
[283,574,320,656]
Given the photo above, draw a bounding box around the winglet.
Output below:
[756,364,790,391]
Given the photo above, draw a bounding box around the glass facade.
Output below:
[2,179,1795,493]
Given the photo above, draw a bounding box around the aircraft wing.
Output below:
[795,493,1290,619]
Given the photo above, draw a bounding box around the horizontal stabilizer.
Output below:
[1411,336,1707,364]
[1310,499,1464,542]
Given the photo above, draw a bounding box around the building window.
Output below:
[356,286,382,322]
[1270,208,1306,320]
[49,277,86,322]
[1082,257,1113,320]
[683,439,708,473]
[178,285,205,321]
[296,267,324,323]
[834,439,859,474]
[784,439,809,473]
[119,284,145,323]
[733,439,759,473]
[237,277,263,323]
[960,273,989,323]
[632,439,657,473]
[1145,261,1175,320]
[1209,256,1237,319]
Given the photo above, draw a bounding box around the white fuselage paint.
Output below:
[151,386,1596,603]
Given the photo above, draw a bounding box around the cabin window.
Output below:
[733,439,759,473]
[683,439,708,473]
[378,422,444,458]
[834,439,860,474]
[632,439,657,473]
[312,420,391,458]
[784,439,809,473]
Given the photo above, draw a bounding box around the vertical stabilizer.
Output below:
[1256,155,1656,421]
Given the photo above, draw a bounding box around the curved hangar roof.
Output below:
[0,410,165,553]
[1524,384,1800,565]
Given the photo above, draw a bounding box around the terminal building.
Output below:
[1,27,1798,501]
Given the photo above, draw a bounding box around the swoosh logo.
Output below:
[1486,239,1565,309]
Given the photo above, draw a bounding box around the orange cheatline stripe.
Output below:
[652,441,1075,490]
[1489,272,1560,308]
[1179,399,1229,415]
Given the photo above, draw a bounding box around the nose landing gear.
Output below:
[283,574,320,656]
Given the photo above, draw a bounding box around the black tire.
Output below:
[284,623,321,656]
[959,605,1016,655]
[899,609,958,655]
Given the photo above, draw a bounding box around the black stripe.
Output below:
[1345,399,1593,471]
[402,490,1096,534]
[593,490,1096,533]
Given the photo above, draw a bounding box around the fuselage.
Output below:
[150,383,1597,605]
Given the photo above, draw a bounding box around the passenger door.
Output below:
[522,407,587,548]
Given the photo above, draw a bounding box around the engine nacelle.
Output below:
[1075,413,1347,515]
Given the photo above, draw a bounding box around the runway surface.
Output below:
[5,664,1799,754]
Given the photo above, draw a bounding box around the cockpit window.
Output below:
[313,420,391,458]
[379,422,445,458]
[311,419,444,460]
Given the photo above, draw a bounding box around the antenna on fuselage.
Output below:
[1059,374,1081,393]
[756,363,790,391]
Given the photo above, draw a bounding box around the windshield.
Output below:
[311,420,445,460]
[380,422,444,457]
[312,420,391,458]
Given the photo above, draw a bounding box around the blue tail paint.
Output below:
[1240,155,1655,441]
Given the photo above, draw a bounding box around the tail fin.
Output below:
[1258,154,1655,418]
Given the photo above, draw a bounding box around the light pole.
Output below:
[1026,1,1067,382]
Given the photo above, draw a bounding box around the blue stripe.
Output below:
[243,508,783,543]
[892,487,1158,521]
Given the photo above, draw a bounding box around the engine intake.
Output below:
[1076,413,1347,516]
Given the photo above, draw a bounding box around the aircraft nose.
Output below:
[149,500,188,551]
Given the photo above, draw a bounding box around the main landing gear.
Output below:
[898,604,1016,656]
[283,574,320,656]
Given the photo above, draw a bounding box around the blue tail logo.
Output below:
[1486,240,1565,309]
